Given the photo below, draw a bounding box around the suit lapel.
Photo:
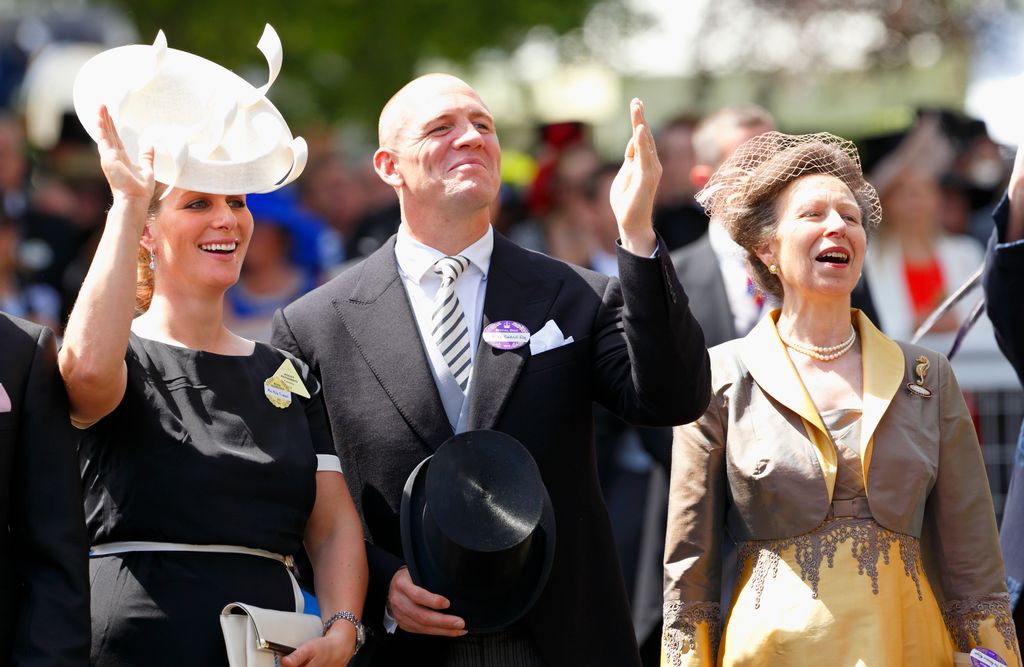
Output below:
[334,237,453,449]
[468,235,562,430]
[739,312,827,432]
[739,311,837,500]
[739,310,907,503]
[855,309,904,485]
[688,237,738,344]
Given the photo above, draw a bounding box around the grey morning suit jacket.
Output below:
[274,231,711,666]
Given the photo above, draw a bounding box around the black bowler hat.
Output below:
[400,430,556,633]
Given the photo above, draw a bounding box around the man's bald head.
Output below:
[371,72,501,240]
[377,73,486,148]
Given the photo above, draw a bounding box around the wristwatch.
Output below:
[323,610,366,654]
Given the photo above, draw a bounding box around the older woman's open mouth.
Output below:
[815,248,849,265]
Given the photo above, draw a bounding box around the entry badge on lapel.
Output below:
[482,321,530,350]
[264,360,311,409]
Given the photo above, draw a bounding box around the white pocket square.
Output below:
[529,320,574,355]
[0,383,10,413]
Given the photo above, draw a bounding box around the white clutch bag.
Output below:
[220,602,323,667]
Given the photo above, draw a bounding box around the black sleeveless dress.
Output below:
[80,333,338,666]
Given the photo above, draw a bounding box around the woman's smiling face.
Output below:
[758,173,867,304]
[146,188,254,295]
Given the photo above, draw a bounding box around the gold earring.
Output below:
[768,263,778,275]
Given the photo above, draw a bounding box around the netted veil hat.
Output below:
[73,25,306,196]
[695,131,882,233]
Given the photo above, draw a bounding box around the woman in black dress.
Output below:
[59,31,367,667]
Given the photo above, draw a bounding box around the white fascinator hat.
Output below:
[73,24,306,196]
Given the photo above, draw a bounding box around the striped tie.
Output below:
[432,255,473,392]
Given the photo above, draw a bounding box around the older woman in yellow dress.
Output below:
[662,132,1020,666]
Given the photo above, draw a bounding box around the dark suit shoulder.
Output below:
[283,266,356,317]
[670,232,711,264]
[0,312,46,347]
[493,233,611,292]
[669,233,713,279]
[283,237,399,322]
[563,258,613,292]
[0,315,50,382]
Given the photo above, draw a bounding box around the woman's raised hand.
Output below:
[96,105,155,205]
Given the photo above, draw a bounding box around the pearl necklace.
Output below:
[781,326,857,362]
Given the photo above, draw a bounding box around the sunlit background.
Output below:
[8,0,1024,148]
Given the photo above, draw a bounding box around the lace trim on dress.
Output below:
[736,517,923,608]
[941,592,1020,662]
[662,600,721,667]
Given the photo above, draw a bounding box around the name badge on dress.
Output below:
[264,360,310,409]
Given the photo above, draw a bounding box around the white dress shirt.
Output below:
[382,224,493,633]
[394,224,493,433]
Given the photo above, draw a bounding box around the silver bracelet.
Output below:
[323,610,366,653]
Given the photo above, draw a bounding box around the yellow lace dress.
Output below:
[664,408,1021,667]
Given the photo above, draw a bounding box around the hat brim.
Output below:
[400,455,556,633]
[73,31,305,195]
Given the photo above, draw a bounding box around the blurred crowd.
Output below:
[1,103,1008,346]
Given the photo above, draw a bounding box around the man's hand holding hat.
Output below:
[387,568,467,637]
[394,430,556,636]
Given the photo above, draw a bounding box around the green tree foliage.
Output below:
[110,0,611,128]
[692,0,976,73]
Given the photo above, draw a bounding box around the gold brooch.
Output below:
[906,355,933,398]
